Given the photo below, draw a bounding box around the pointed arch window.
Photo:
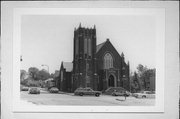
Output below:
[75,39,79,55]
[104,53,113,69]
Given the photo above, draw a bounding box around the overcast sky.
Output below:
[21,15,156,74]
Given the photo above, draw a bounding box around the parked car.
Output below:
[49,87,59,93]
[104,87,130,95]
[29,87,40,94]
[111,90,131,97]
[74,87,101,97]
[21,86,29,91]
[133,91,155,98]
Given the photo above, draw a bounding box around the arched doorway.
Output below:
[108,75,115,87]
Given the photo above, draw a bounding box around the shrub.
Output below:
[49,87,59,93]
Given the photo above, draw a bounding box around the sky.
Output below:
[21,15,156,74]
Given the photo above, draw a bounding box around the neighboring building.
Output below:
[58,62,73,92]
[58,24,130,92]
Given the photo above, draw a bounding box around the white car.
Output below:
[133,91,155,98]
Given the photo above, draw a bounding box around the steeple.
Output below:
[93,24,96,29]
[79,23,81,28]
[121,52,124,57]
[61,61,63,69]
[121,52,125,61]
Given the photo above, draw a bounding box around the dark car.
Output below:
[74,87,101,97]
[49,87,59,93]
[21,86,29,91]
[104,87,129,95]
[29,87,40,94]
[111,90,131,97]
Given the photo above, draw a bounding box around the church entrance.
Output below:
[108,74,115,87]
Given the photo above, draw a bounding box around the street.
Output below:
[21,91,155,106]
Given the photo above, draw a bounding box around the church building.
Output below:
[58,24,130,92]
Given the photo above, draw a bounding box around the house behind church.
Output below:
[57,24,130,92]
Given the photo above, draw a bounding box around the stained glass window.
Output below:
[104,53,113,69]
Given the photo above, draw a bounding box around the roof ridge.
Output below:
[97,41,106,46]
[96,41,106,53]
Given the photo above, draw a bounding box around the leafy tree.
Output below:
[50,73,55,78]
[130,72,141,93]
[136,64,155,90]
[28,67,39,80]
[37,69,50,81]
[20,70,27,81]
[49,70,59,79]
[21,67,50,87]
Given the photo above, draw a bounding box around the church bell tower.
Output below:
[72,24,98,91]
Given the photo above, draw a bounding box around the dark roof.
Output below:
[96,41,106,53]
[63,62,73,72]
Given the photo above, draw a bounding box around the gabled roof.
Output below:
[96,39,127,63]
[96,41,106,53]
[63,62,73,72]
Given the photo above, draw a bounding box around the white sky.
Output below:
[21,15,156,74]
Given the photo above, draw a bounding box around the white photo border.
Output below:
[13,8,165,112]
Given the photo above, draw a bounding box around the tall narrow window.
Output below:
[104,53,113,69]
[84,38,88,55]
[75,39,79,55]
[88,38,92,56]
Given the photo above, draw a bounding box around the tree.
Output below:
[28,67,39,80]
[50,73,55,78]
[136,64,156,90]
[20,70,27,81]
[130,71,141,93]
[37,69,50,81]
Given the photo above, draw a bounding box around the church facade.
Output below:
[57,24,130,92]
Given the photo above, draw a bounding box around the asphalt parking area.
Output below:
[21,91,155,106]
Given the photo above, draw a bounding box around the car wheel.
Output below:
[142,95,146,98]
[79,93,83,96]
[95,93,100,97]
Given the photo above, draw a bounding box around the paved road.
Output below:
[21,91,155,106]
